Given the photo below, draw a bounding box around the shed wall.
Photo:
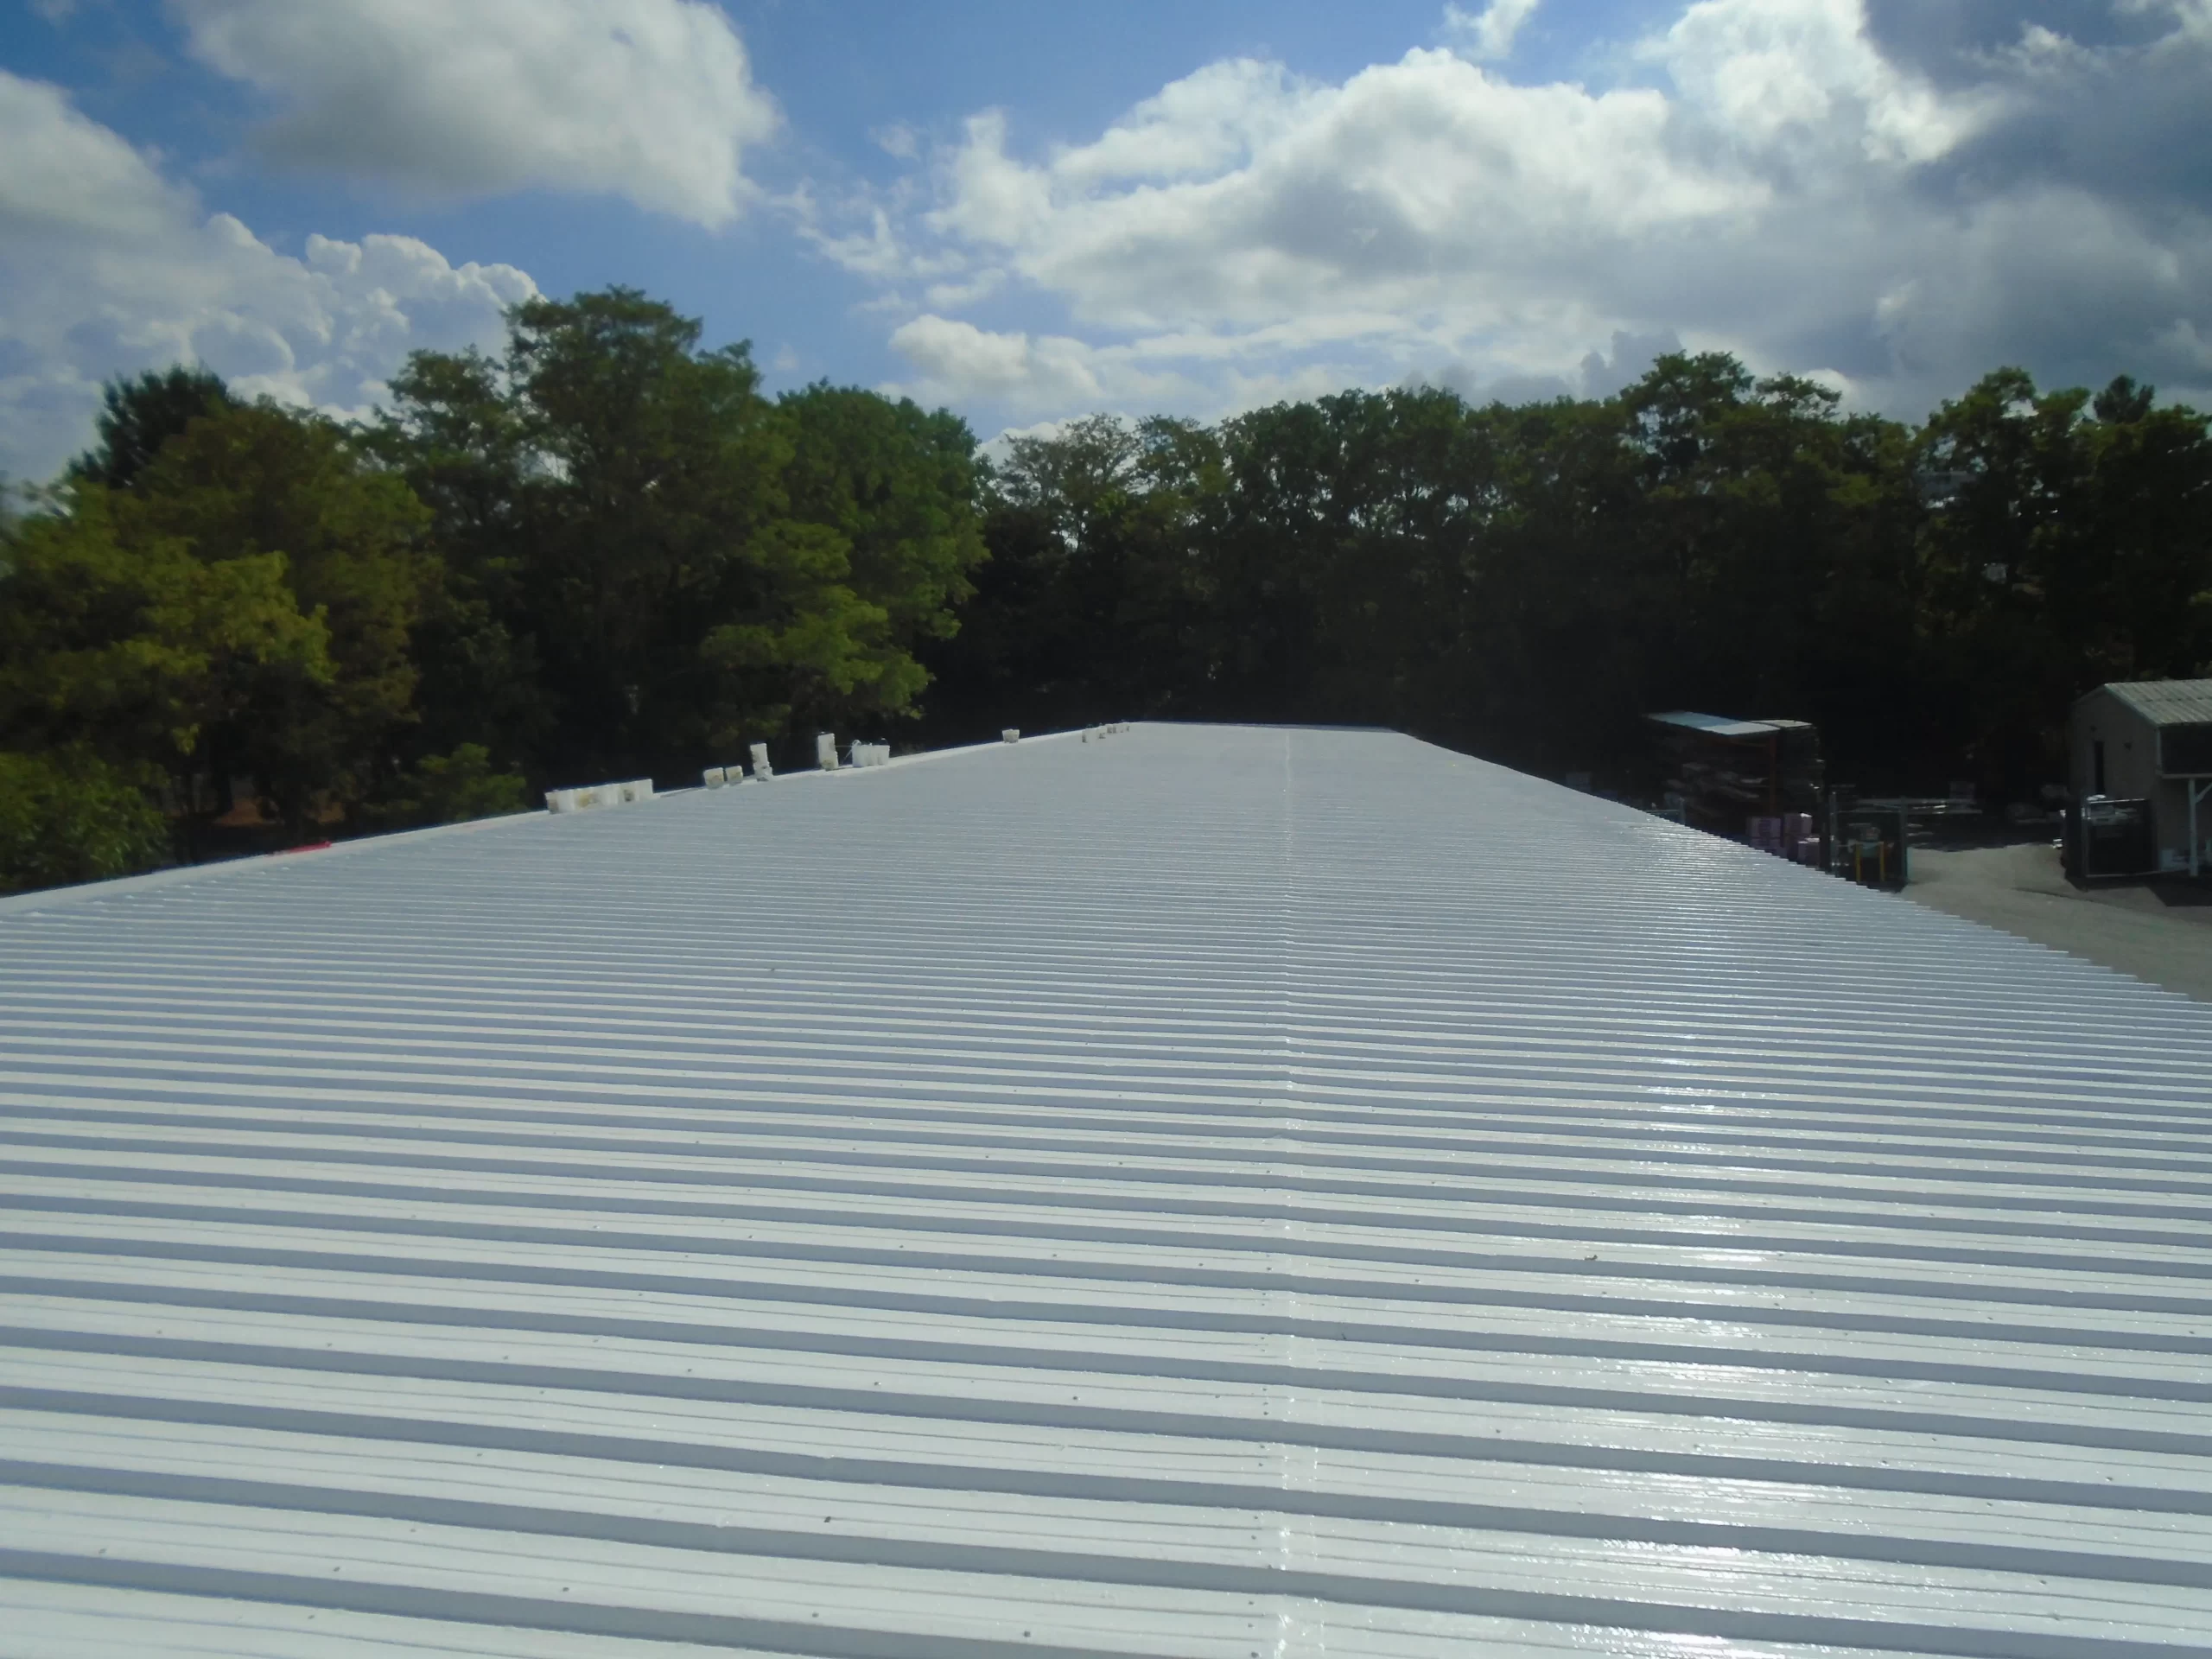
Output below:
[2074,689,2212,868]
[2073,685,2160,800]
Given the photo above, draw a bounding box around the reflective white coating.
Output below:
[2,723,2209,1658]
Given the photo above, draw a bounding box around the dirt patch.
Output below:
[1905,841,2212,1003]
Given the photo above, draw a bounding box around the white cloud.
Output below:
[0,74,178,241]
[1043,59,1324,192]
[837,0,2212,427]
[872,124,920,161]
[921,271,1007,308]
[886,315,1233,413]
[169,0,779,227]
[1651,0,1987,164]
[929,50,1753,339]
[888,316,1104,407]
[975,415,1078,468]
[2125,0,2212,41]
[801,201,925,283]
[0,70,536,484]
[1444,0,1542,61]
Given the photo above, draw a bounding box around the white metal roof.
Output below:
[1647,710,1813,740]
[2094,678,2212,727]
[3,722,2211,1658]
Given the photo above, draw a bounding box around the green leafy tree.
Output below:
[1617,355,1927,780]
[1217,388,1491,734]
[1443,393,1643,771]
[1913,368,2100,791]
[365,348,551,771]
[384,288,986,780]
[68,365,234,493]
[941,414,1223,735]
[0,748,171,894]
[0,483,333,772]
[366,741,529,829]
[773,384,988,730]
[130,401,435,830]
[2078,378,2212,682]
[499,289,786,772]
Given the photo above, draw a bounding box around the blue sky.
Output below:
[3,1,2209,481]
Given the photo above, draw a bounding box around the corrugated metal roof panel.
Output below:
[3,723,2211,1657]
[2102,678,2212,727]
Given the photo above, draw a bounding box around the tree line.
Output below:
[925,359,2211,798]
[0,289,987,890]
[3,283,2208,893]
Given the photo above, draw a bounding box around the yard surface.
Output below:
[1904,837,2212,1002]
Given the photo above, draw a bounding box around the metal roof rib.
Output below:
[3,722,2210,1657]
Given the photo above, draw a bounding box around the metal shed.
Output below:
[2072,678,2212,875]
[3,723,2210,1656]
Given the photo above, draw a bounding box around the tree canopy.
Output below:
[0,288,988,890]
[376,288,988,784]
[3,283,2206,897]
[68,365,234,494]
[923,357,2212,794]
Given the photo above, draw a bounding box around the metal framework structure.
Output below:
[3,723,2210,1656]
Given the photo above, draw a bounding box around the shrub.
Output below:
[371,742,530,829]
[0,750,169,894]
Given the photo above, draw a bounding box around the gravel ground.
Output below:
[1904,838,2212,1003]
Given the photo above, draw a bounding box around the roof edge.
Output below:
[0,806,545,920]
[0,726,1120,920]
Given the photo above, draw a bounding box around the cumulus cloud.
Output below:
[169,0,778,226]
[1443,0,1544,60]
[843,33,1770,415]
[923,52,1754,336]
[0,74,180,242]
[1651,0,1992,162]
[833,0,2212,429]
[886,315,1221,411]
[890,316,1103,405]
[0,69,536,484]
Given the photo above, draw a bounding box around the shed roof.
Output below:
[1647,709,1814,739]
[2092,677,2212,727]
[3,723,2210,1657]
